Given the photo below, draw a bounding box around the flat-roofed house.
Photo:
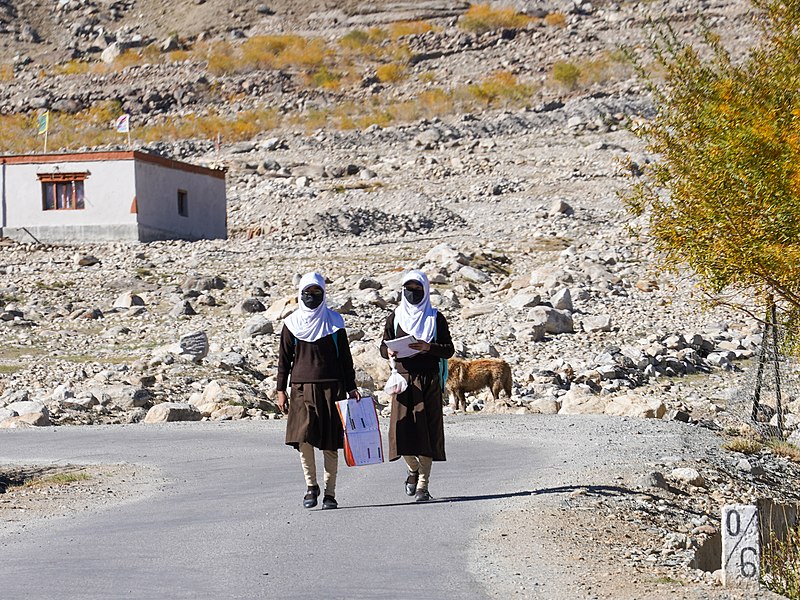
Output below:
[0,150,227,243]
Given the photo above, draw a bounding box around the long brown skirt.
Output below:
[285,381,344,451]
[388,371,446,462]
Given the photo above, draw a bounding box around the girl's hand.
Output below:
[277,391,289,414]
[348,389,362,402]
[387,349,398,358]
[408,340,431,353]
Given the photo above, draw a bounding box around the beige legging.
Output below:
[299,442,338,496]
[403,455,433,491]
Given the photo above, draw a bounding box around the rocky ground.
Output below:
[2,0,800,597]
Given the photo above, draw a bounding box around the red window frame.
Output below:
[39,172,88,211]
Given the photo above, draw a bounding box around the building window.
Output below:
[39,173,87,211]
[177,190,188,217]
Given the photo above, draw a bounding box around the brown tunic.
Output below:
[380,312,454,461]
[277,326,356,451]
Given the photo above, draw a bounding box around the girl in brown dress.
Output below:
[380,270,454,502]
[276,272,360,510]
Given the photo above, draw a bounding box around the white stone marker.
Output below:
[722,504,760,589]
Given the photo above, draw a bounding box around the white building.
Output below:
[0,150,227,243]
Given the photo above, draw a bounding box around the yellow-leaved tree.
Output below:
[626,0,800,328]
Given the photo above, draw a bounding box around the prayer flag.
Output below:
[115,114,130,133]
[37,111,49,135]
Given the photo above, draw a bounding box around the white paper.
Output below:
[384,335,419,358]
[336,397,384,466]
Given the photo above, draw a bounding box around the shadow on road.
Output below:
[337,484,647,510]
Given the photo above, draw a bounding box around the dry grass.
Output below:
[13,471,91,489]
[0,63,13,81]
[767,439,800,462]
[459,4,533,33]
[550,51,631,90]
[722,436,764,454]
[388,20,437,39]
[376,62,407,83]
[544,12,568,27]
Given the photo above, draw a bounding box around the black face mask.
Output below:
[403,287,425,305]
[301,291,324,309]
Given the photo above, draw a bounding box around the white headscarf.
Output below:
[394,269,438,343]
[284,272,344,342]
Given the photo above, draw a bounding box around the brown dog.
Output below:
[446,358,512,411]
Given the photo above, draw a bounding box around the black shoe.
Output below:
[303,485,320,509]
[321,495,338,509]
[405,470,419,496]
[415,488,432,502]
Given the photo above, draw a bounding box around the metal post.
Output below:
[770,303,785,439]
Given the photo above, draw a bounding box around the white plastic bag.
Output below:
[383,357,408,395]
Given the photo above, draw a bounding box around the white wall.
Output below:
[1,159,138,228]
[134,161,227,241]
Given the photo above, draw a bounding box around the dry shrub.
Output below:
[388,20,436,38]
[338,28,387,58]
[418,71,436,84]
[767,439,800,462]
[112,49,145,70]
[52,60,92,76]
[206,41,237,75]
[722,436,764,454]
[376,62,406,83]
[544,12,567,27]
[241,35,327,70]
[762,519,800,597]
[459,4,532,33]
[308,66,343,89]
[468,70,535,106]
[551,52,632,90]
[168,49,191,63]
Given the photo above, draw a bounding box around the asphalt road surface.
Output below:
[0,416,579,600]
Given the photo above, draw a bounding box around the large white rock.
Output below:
[265,295,296,320]
[89,385,151,410]
[239,315,274,339]
[527,397,561,414]
[557,387,607,415]
[583,314,612,333]
[670,467,705,487]
[143,402,202,423]
[550,288,573,311]
[211,405,247,420]
[351,343,390,387]
[528,306,574,334]
[459,265,490,284]
[0,411,50,427]
[508,290,541,309]
[6,400,47,417]
[113,291,145,309]
[604,394,666,419]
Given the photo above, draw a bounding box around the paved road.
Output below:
[0,417,565,600]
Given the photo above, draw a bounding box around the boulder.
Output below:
[550,288,573,311]
[239,315,274,339]
[113,291,145,309]
[89,385,151,409]
[143,402,202,423]
[557,386,607,415]
[179,331,209,360]
[508,290,541,310]
[670,467,705,488]
[528,306,574,334]
[583,314,612,333]
[265,295,297,320]
[210,405,247,420]
[604,394,666,419]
